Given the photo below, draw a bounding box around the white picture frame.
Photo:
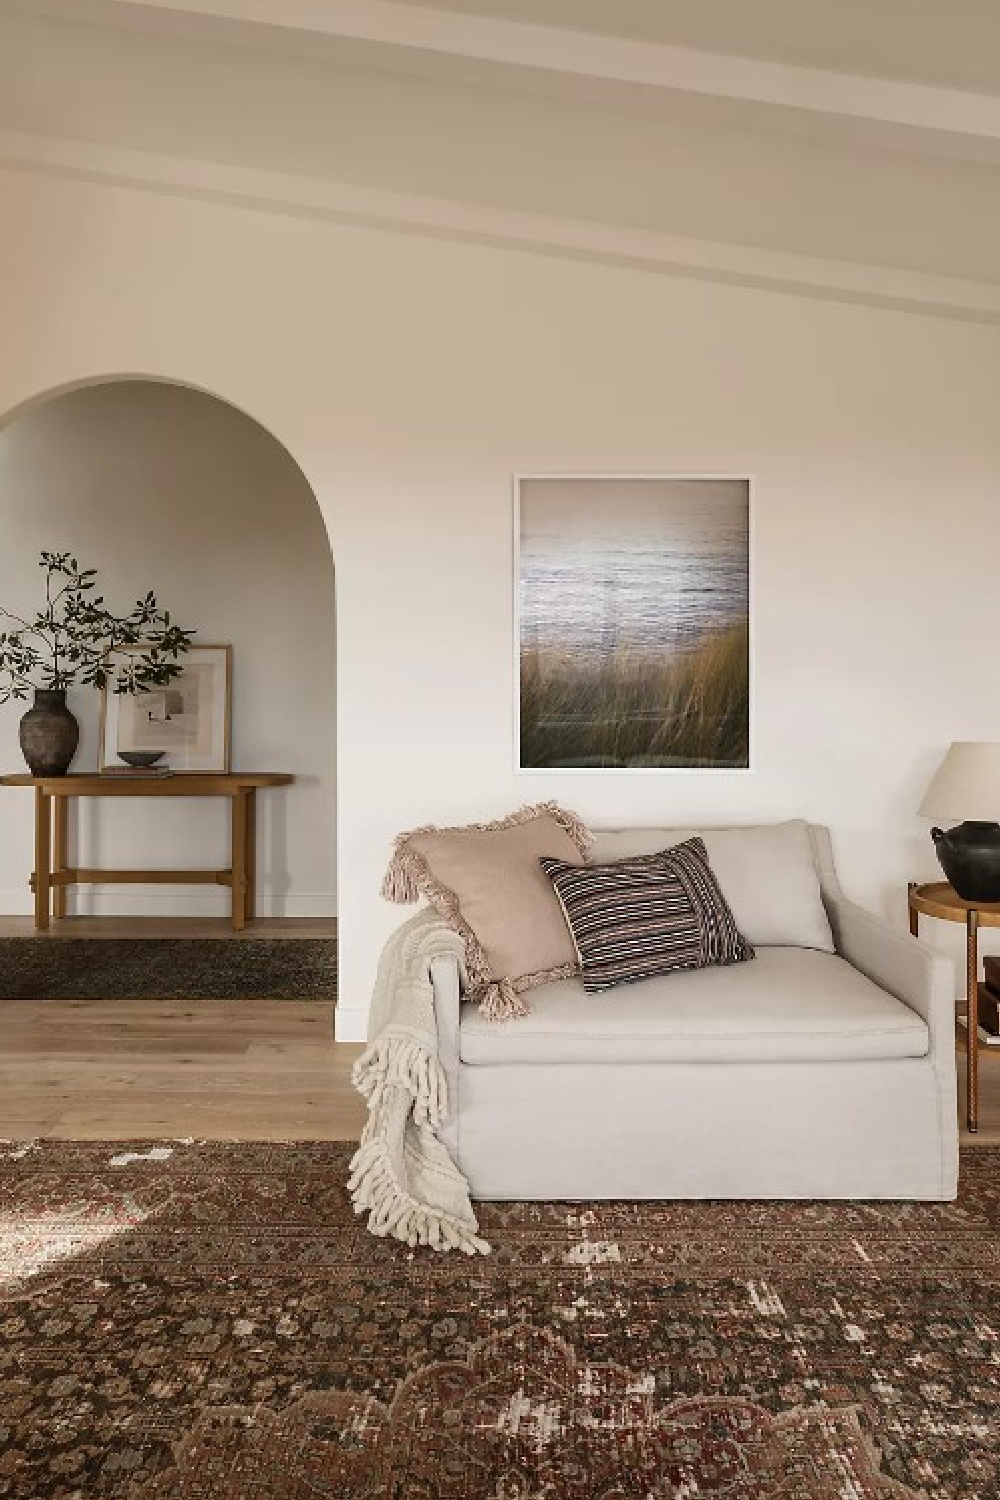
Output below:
[515,474,754,773]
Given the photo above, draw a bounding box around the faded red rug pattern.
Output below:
[2,1141,999,1498]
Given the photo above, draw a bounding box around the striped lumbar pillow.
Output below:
[539,836,753,993]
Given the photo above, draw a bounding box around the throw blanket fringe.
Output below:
[352,1035,445,1127]
[348,1108,489,1255]
[349,910,491,1255]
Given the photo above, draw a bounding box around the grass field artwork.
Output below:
[517,477,751,770]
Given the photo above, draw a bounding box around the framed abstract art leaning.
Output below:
[100,644,232,773]
[516,476,751,771]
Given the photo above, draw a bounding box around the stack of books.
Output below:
[974,959,1000,1047]
[100,766,174,778]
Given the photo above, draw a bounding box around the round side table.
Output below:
[908,880,1000,1134]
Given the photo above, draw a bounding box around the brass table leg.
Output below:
[53,796,68,920]
[231,790,248,932]
[34,788,51,932]
[967,907,980,1134]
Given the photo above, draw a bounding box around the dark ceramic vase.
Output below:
[18,688,79,776]
[930,822,1000,903]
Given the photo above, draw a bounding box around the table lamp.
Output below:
[919,741,1000,901]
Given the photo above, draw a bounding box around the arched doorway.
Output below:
[0,377,345,1137]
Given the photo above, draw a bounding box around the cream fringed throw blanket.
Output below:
[348,910,491,1256]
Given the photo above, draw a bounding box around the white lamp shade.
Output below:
[919,742,1000,823]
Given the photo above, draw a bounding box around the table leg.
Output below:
[231,790,248,932]
[53,796,68,920]
[245,788,257,923]
[967,908,979,1134]
[34,788,51,932]
[908,885,918,938]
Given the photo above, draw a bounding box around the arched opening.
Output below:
[0,376,342,1133]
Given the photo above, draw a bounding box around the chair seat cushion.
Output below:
[459,947,928,1065]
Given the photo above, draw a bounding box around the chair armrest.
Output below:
[825,893,955,1053]
[430,952,463,1152]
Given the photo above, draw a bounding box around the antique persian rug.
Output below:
[2,1141,998,1499]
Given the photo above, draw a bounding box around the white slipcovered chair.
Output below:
[433,823,958,1202]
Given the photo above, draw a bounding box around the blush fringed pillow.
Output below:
[539,836,753,994]
[382,803,593,1020]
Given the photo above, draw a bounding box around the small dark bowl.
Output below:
[118,751,165,768]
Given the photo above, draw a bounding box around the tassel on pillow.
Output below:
[478,977,530,1023]
[380,835,424,903]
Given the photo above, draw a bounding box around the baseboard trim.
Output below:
[334,1009,367,1044]
[0,888,337,919]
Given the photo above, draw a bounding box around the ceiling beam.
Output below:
[1,126,998,326]
[16,0,1000,158]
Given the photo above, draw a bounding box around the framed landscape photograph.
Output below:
[517,476,751,771]
[100,644,232,773]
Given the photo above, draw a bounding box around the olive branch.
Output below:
[0,551,194,705]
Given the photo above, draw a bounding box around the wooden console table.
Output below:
[908,879,1000,1135]
[0,773,294,932]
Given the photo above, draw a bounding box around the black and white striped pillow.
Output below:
[539,836,753,993]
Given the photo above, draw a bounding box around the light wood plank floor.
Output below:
[1,1000,998,1145]
[0,1001,363,1140]
[957,1031,1000,1143]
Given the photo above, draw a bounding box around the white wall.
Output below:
[0,380,336,916]
[0,166,997,1033]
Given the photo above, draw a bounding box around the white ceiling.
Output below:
[1,0,998,322]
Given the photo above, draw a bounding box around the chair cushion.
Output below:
[589,821,835,953]
[539,837,753,993]
[459,947,928,1065]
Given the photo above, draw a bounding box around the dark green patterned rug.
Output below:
[0,938,336,1000]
